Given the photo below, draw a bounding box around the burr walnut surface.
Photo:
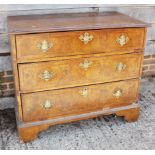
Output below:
[8,11,149,142]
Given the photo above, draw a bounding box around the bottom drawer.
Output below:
[22,79,139,122]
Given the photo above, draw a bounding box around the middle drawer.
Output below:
[18,53,142,92]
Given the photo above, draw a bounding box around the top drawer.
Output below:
[16,28,145,61]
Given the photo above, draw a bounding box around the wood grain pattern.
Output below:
[116,107,140,122]
[139,28,147,77]
[8,12,148,143]
[16,28,145,61]
[1,8,153,56]
[15,49,143,64]
[22,79,139,122]
[9,35,23,121]
[18,53,142,92]
[18,103,140,143]
[18,124,49,143]
[8,12,149,34]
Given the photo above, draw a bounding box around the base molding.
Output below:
[116,107,140,122]
[17,103,140,143]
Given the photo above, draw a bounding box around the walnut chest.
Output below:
[8,12,149,142]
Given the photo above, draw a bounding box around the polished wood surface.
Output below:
[10,34,23,121]
[16,49,143,64]
[22,79,139,122]
[8,12,148,142]
[18,104,140,143]
[116,107,140,122]
[16,28,145,61]
[8,12,149,34]
[19,53,142,92]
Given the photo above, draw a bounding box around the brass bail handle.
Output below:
[39,70,55,81]
[113,88,123,98]
[116,62,126,72]
[42,100,53,109]
[37,40,53,52]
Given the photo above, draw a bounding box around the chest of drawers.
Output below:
[8,12,149,143]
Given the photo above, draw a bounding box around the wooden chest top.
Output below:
[8,12,150,34]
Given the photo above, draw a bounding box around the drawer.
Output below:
[22,79,139,122]
[16,28,145,61]
[18,53,142,92]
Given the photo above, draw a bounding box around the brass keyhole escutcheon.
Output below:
[80,59,92,70]
[116,34,129,46]
[79,32,94,44]
[116,62,126,72]
[79,88,89,97]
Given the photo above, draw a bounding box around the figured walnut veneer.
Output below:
[8,12,149,142]
[15,28,145,61]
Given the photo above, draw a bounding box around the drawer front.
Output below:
[19,53,142,92]
[16,28,145,61]
[22,79,139,122]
